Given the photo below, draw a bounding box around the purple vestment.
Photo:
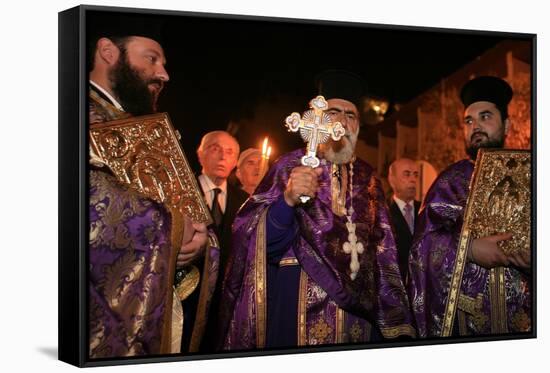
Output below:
[219,149,415,350]
[89,169,176,357]
[408,160,531,337]
[88,88,220,357]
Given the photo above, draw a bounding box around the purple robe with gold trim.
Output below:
[88,88,220,357]
[89,169,176,357]
[219,149,415,350]
[408,160,531,338]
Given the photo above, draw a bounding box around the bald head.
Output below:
[388,158,419,202]
[197,131,240,185]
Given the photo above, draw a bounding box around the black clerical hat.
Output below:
[460,76,513,110]
[87,12,165,45]
[315,70,366,108]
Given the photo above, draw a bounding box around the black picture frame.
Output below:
[58,4,536,368]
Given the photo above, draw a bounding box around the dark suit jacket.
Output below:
[198,180,249,352]
[217,182,249,272]
[388,199,421,282]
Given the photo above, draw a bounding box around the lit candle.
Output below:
[259,137,270,179]
[262,137,268,156]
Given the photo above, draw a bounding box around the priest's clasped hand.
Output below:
[283,166,324,207]
[468,233,530,270]
[177,215,208,267]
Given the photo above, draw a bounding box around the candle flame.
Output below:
[267,146,272,159]
[262,137,268,156]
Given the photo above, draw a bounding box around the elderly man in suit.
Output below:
[388,157,420,282]
[194,130,249,351]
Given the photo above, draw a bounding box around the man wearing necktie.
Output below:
[387,158,421,282]
[195,130,249,351]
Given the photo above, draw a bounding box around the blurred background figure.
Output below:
[387,158,420,282]
[236,148,262,195]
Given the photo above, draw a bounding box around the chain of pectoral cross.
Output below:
[342,161,364,281]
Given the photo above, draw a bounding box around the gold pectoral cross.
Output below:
[285,95,345,202]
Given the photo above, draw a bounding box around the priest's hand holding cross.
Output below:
[283,166,324,207]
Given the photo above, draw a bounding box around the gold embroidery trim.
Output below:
[441,230,472,337]
[206,233,220,253]
[279,258,299,267]
[297,270,308,346]
[349,320,363,342]
[489,269,497,332]
[171,287,183,353]
[511,309,531,332]
[444,150,530,336]
[489,267,508,334]
[159,209,185,354]
[89,89,129,121]
[188,237,214,352]
[457,293,484,314]
[255,210,268,348]
[380,324,416,339]
[457,310,468,336]
[457,293,488,332]
[310,319,333,343]
[498,268,508,333]
[174,265,200,302]
[336,307,345,343]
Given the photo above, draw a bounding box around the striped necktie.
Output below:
[404,202,414,234]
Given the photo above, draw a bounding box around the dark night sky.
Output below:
[89,10,508,172]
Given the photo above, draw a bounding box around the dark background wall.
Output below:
[88,10,518,173]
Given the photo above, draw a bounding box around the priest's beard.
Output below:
[320,129,358,164]
[465,131,505,161]
[109,52,161,116]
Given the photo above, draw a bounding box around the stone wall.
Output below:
[356,39,532,199]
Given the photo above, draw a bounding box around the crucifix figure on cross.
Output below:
[285,95,345,203]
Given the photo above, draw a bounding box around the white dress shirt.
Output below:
[198,174,227,213]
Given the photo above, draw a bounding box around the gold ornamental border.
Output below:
[441,149,530,336]
[255,210,268,348]
[89,112,212,226]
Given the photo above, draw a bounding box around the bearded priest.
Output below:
[218,70,415,351]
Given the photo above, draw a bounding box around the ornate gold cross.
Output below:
[285,95,345,202]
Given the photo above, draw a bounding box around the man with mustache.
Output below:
[218,70,415,350]
[408,76,531,337]
[87,18,209,357]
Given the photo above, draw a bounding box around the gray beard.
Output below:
[321,130,358,164]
